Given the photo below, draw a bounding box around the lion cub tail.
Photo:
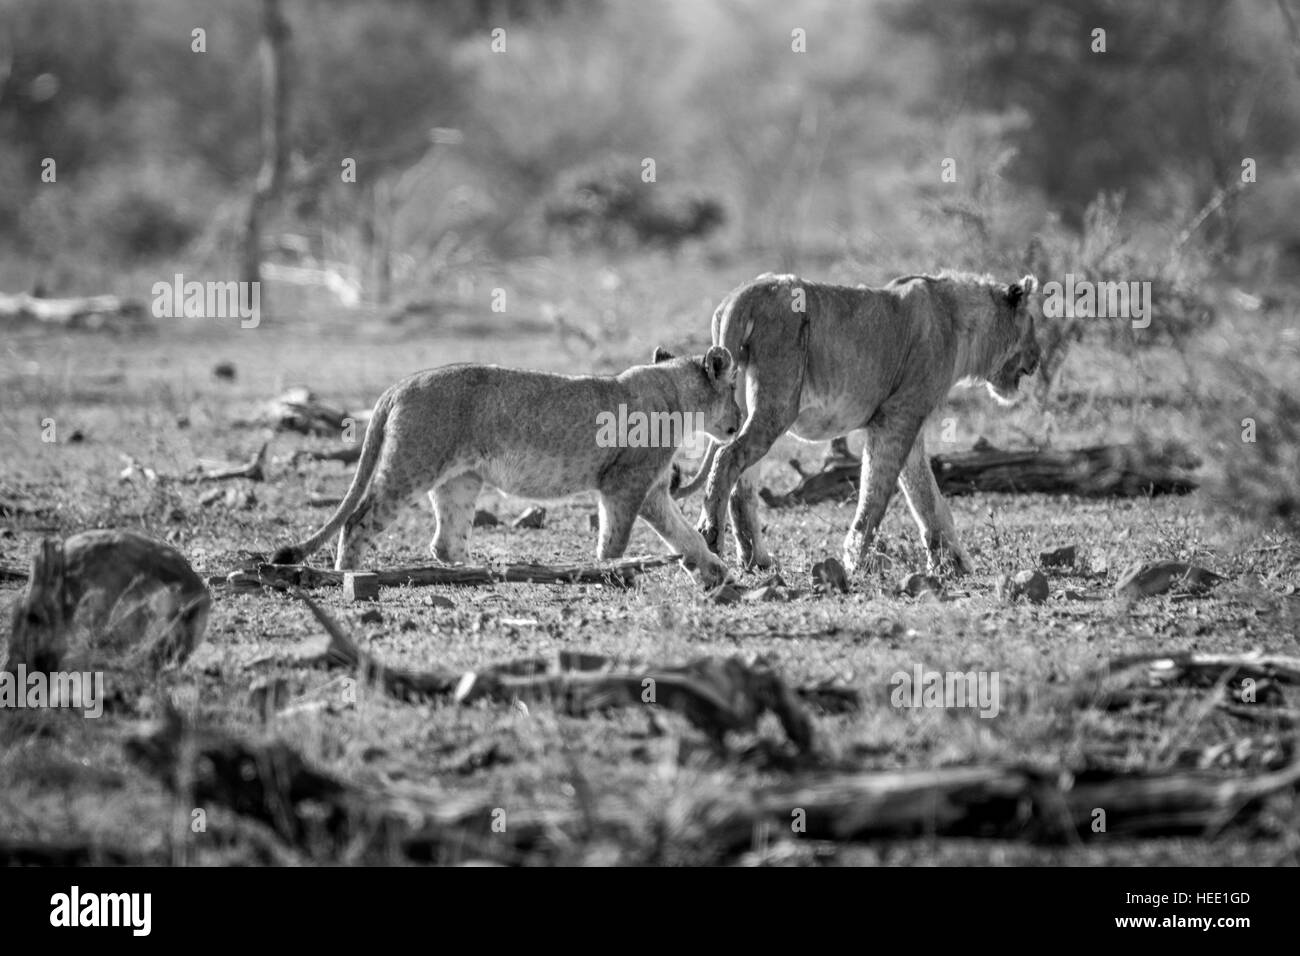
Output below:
[269,392,394,565]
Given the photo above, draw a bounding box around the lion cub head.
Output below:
[651,345,741,441]
[984,275,1042,404]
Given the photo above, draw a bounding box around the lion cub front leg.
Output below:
[842,411,925,577]
[897,437,974,575]
[640,482,730,587]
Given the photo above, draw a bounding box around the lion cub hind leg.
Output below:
[334,468,422,570]
[428,471,483,564]
[595,484,646,561]
[897,439,974,575]
[842,409,926,578]
[639,483,730,587]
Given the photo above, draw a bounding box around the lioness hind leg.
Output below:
[897,437,974,575]
[729,466,774,569]
[699,368,799,558]
[842,410,925,577]
[428,472,483,564]
[639,483,730,587]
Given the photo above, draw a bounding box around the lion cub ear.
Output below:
[702,346,732,383]
[652,346,675,363]
[1006,275,1039,308]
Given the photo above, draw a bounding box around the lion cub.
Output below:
[272,348,740,586]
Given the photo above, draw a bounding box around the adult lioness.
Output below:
[696,271,1041,576]
[271,348,741,586]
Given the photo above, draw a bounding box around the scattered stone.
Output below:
[1039,544,1077,569]
[512,506,546,529]
[226,571,262,593]
[1116,560,1224,599]
[359,608,383,625]
[708,581,744,605]
[248,676,290,720]
[899,572,942,598]
[343,571,380,602]
[811,557,849,594]
[473,509,501,528]
[424,594,454,609]
[743,574,799,603]
[998,569,1049,604]
[224,486,257,510]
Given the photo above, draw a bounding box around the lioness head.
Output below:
[652,345,741,440]
[984,275,1042,404]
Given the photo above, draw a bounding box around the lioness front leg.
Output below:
[842,410,925,577]
[639,483,730,587]
[897,437,974,575]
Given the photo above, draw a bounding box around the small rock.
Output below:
[899,572,942,598]
[811,557,849,594]
[743,574,794,603]
[998,569,1049,604]
[424,594,454,608]
[225,486,256,509]
[359,608,383,625]
[400,619,420,632]
[512,506,546,529]
[707,581,744,605]
[472,509,500,528]
[225,570,263,593]
[213,361,237,381]
[343,571,380,602]
[1116,560,1223,599]
[199,487,225,507]
[1039,544,1077,569]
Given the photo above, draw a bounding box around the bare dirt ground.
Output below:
[2,276,1298,866]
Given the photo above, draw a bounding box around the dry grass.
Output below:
[1,270,1298,865]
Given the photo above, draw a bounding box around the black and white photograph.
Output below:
[0,0,1297,916]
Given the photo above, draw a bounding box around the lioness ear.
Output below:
[1006,275,1038,308]
[652,346,674,363]
[702,345,732,383]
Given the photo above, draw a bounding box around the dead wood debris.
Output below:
[249,554,681,589]
[760,439,1198,507]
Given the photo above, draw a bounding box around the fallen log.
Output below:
[279,591,832,750]
[124,709,567,864]
[703,757,1300,853]
[457,654,816,752]
[1077,651,1300,711]
[253,554,682,589]
[191,441,269,482]
[759,440,1198,507]
[0,290,146,331]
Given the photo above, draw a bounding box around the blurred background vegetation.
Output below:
[5,0,1300,292]
[2,0,1299,529]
